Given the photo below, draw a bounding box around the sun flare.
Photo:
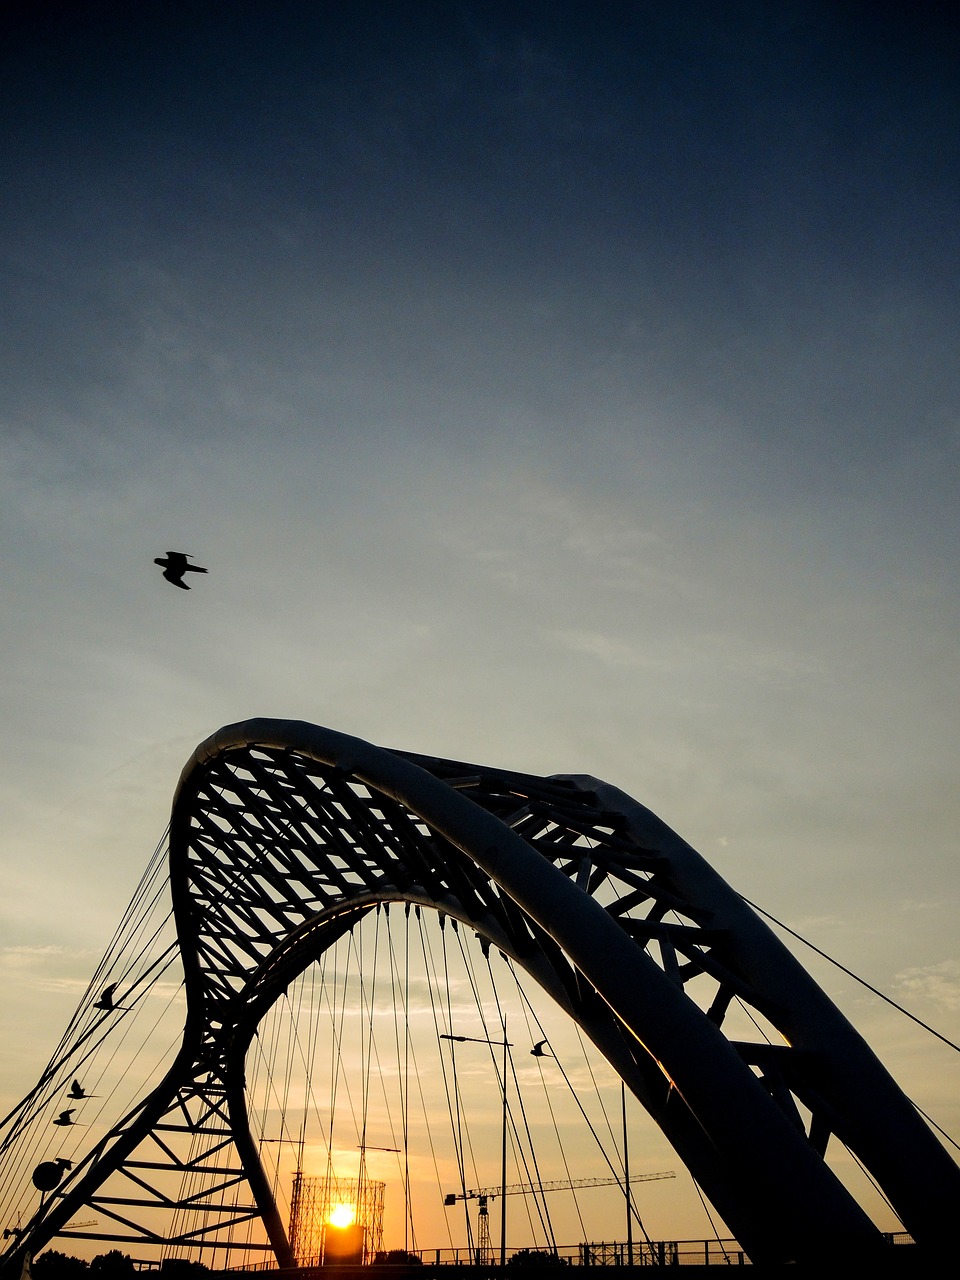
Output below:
[327,1202,356,1229]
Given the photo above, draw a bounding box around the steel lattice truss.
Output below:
[3,719,958,1269]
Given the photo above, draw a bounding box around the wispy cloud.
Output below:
[546,628,666,671]
[895,960,960,1011]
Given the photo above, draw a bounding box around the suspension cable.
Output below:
[420,911,474,1253]
[741,895,960,1056]
[508,970,588,1242]
[480,948,555,1251]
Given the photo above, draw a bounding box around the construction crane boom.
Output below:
[445,1171,674,1203]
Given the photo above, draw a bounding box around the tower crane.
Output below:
[444,1170,675,1204]
[444,1172,675,1264]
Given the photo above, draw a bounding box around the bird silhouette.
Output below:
[153,551,208,590]
[93,983,122,1012]
[530,1040,552,1058]
[68,1079,95,1100]
[52,1110,75,1127]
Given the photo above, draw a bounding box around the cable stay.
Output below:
[741,894,960,1057]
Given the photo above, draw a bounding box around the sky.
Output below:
[1,0,959,1250]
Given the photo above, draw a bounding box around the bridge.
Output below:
[1,719,957,1269]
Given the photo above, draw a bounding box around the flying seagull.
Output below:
[154,551,208,590]
[530,1040,552,1058]
[93,983,123,1012]
[52,1110,76,1127]
[68,1079,95,1100]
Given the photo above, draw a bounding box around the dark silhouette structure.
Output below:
[1,719,958,1270]
[152,552,208,590]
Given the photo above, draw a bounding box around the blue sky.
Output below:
[1,0,958,1246]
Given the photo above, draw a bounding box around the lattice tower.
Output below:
[288,1172,384,1264]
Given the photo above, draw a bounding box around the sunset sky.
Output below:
[2,0,958,1248]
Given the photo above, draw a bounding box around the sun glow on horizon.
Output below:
[327,1202,357,1229]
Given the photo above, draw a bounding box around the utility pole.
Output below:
[622,1082,633,1263]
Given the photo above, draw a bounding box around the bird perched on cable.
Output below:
[153,551,208,590]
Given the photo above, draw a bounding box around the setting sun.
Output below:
[327,1203,356,1229]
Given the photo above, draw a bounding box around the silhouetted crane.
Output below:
[444,1170,675,1205]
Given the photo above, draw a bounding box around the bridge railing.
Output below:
[227,1238,751,1268]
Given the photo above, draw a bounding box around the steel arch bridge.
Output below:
[2,718,958,1268]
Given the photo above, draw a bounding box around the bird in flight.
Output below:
[68,1079,95,1100]
[52,1110,76,1128]
[154,551,208,590]
[93,983,123,1012]
[530,1040,552,1058]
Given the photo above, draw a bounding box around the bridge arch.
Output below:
[3,719,958,1267]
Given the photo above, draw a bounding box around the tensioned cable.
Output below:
[733,996,774,1045]
[504,956,653,1247]
[910,1104,960,1154]
[244,1002,274,1197]
[453,925,529,1211]
[571,1022,621,1164]
[67,963,185,1147]
[510,981,650,1216]
[0,1003,186,1229]
[690,1177,731,1260]
[354,909,409,1188]
[278,985,303,1185]
[323,929,346,1185]
[259,944,338,1197]
[480,948,555,1251]
[324,928,359,1176]
[392,910,458,1253]
[438,917,472,1193]
[0,846,181,1221]
[0,836,173,1136]
[741,895,960,1057]
[651,893,960,1190]
[358,903,383,1197]
[298,959,321,1183]
[403,908,414,1252]
[457,927,570,1252]
[62,828,172,1044]
[507,976,587,1242]
[418,911,473,1253]
[844,1139,899,1223]
[449,923,521,1253]
[394,906,461,1253]
[382,907,410,1248]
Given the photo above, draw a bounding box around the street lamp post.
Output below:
[440,1028,512,1267]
